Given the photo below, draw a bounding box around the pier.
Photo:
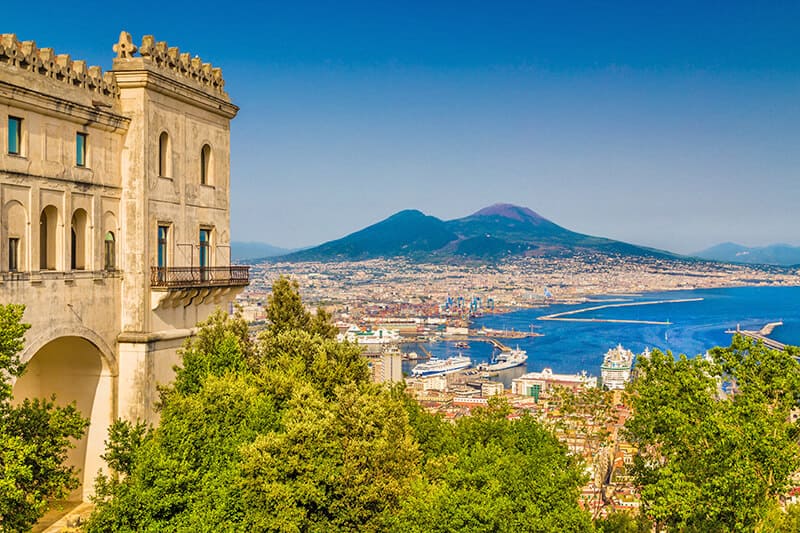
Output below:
[538,298,704,325]
[725,322,788,351]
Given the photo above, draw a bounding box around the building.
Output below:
[0,31,247,500]
[512,368,598,400]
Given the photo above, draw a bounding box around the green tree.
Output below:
[625,336,800,532]
[391,398,593,532]
[265,276,337,339]
[0,304,88,532]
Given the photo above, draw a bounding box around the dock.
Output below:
[725,322,788,351]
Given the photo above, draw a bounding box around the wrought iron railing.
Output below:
[150,266,250,288]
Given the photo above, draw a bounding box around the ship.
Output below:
[601,344,634,390]
[477,348,528,372]
[411,355,472,377]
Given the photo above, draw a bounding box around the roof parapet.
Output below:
[113,31,226,97]
[0,34,120,98]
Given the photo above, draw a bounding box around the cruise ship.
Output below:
[411,355,472,377]
[478,348,528,372]
[601,344,634,390]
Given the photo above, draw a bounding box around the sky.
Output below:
[5,1,799,254]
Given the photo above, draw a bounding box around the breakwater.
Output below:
[538,298,704,325]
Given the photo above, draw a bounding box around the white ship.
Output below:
[601,344,634,390]
[411,355,472,377]
[478,348,528,372]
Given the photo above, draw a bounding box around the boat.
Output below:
[454,341,470,349]
[477,348,528,372]
[600,344,634,390]
[411,355,472,377]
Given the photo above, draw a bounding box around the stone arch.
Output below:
[71,208,89,270]
[13,332,116,501]
[3,200,27,271]
[39,204,60,270]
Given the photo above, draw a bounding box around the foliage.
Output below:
[594,511,652,533]
[625,336,800,532]
[264,276,337,339]
[87,280,591,532]
[390,398,593,532]
[171,307,252,396]
[0,304,88,532]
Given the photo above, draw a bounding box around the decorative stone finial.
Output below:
[113,31,137,59]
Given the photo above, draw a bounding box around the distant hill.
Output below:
[231,241,293,262]
[279,203,678,262]
[693,242,800,266]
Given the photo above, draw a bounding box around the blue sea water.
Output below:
[403,286,800,378]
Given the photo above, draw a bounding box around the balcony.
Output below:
[150,266,250,289]
[150,266,249,310]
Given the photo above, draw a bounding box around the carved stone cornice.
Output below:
[0,79,130,132]
[112,65,239,120]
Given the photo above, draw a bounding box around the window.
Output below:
[158,132,170,177]
[8,238,19,271]
[199,229,211,281]
[104,232,116,270]
[200,144,211,185]
[8,116,21,155]
[157,225,169,268]
[76,132,87,167]
[199,229,211,268]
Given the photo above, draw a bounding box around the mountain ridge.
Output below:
[693,242,800,266]
[277,203,680,263]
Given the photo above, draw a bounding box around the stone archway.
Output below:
[12,335,116,501]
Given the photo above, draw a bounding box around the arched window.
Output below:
[70,209,89,270]
[104,231,116,270]
[39,205,59,270]
[159,132,171,177]
[200,144,212,185]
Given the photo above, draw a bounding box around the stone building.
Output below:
[0,31,248,500]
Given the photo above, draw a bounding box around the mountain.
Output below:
[231,241,293,262]
[279,203,677,262]
[282,210,458,262]
[693,242,800,266]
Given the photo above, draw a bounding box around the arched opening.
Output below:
[104,231,116,270]
[4,200,27,272]
[39,205,59,270]
[12,336,114,501]
[70,209,89,270]
[158,131,171,177]
[200,144,212,185]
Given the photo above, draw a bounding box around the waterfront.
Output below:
[405,286,800,377]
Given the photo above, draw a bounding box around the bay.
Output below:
[403,286,800,379]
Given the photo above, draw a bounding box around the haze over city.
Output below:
[6,1,799,253]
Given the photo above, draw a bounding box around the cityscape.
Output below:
[2,3,800,532]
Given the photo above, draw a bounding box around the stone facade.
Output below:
[0,31,246,500]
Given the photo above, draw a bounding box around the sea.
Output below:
[401,286,800,382]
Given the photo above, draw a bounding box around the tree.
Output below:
[625,336,800,531]
[0,304,88,531]
[391,398,593,532]
[265,276,337,339]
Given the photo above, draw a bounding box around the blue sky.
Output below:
[5,2,799,253]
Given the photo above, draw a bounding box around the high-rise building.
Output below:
[0,31,248,500]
